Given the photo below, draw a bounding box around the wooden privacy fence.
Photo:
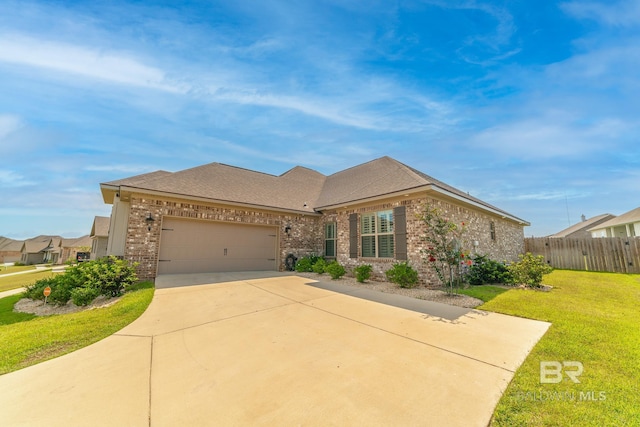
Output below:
[525,237,640,274]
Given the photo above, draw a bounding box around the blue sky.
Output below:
[1,0,639,240]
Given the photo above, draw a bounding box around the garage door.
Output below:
[158,218,278,275]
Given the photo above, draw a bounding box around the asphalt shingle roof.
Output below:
[549,214,616,238]
[91,216,110,237]
[101,156,526,222]
[0,238,23,252]
[589,207,640,231]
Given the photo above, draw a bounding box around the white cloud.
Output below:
[422,0,518,63]
[0,169,35,187]
[0,114,23,140]
[0,33,188,93]
[208,79,452,132]
[561,0,640,27]
[544,42,640,93]
[469,116,631,159]
[84,164,156,174]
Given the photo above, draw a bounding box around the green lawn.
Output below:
[480,270,640,426]
[458,285,510,302]
[0,270,56,292]
[0,265,36,275]
[0,282,154,375]
[0,294,36,325]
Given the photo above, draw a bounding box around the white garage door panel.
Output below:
[158,218,277,275]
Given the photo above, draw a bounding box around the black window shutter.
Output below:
[394,206,407,260]
[349,213,358,258]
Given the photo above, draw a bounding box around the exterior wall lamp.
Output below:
[284,225,291,235]
[145,213,155,231]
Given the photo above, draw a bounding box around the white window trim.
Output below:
[361,210,394,258]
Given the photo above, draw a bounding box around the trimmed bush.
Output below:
[467,255,511,285]
[508,252,554,288]
[70,286,101,306]
[385,261,419,288]
[325,261,346,280]
[354,264,373,283]
[24,256,138,305]
[312,258,327,274]
[77,256,138,297]
[294,255,321,273]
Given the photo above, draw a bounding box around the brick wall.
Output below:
[122,193,524,284]
[125,195,322,279]
[331,195,525,288]
[0,251,21,263]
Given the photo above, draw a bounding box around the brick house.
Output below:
[99,156,528,285]
[20,236,62,265]
[0,238,23,264]
[59,235,92,264]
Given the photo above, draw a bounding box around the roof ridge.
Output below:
[326,156,392,178]
[212,162,281,178]
[279,165,325,178]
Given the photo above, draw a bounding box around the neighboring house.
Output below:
[99,156,529,285]
[90,216,110,260]
[589,207,640,238]
[0,237,23,263]
[20,236,62,265]
[60,235,92,264]
[548,214,616,239]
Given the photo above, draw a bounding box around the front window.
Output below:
[325,222,336,257]
[361,210,394,258]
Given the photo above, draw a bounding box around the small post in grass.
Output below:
[43,286,51,305]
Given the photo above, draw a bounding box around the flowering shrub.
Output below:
[419,203,470,294]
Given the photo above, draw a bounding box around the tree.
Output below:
[419,203,470,294]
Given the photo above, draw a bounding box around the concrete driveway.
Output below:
[0,273,550,426]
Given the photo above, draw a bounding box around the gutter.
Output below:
[316,184,529,226]
[102,184,322,217]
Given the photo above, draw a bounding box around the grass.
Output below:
[457,285,510,302]
[0,265,36,275]
[479,270,640,426]
[0,281,154,375]
[0,270,56,292]
[0,294,36,325]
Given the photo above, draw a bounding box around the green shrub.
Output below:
[508,252,553,288]
[294,255,321,273]
[13,262,26,267]
[325,261,346,280]
[70,286,101,306]
[467,255,511,285]
[385,261,419,288]
[354,264,373,283]
[312,258,327,274]
[25,276,57,300]
[294,257,312,272]
[23,256,138,304]
[76,256,138,297]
